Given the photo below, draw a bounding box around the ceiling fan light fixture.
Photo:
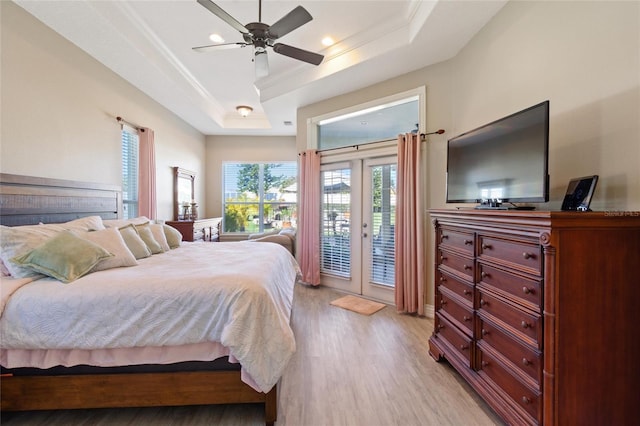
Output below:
[236,105,253,117]
[255,50,269,78]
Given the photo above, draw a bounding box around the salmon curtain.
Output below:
[298,149,321,286]
[138,128,157,220]
[395,133,425,315]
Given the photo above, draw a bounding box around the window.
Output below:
[223,162,297,233]
[317,96,419,150]
[121,126,139,219]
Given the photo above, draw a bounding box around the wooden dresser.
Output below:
[428,209,640,425]
[165,218,222,242]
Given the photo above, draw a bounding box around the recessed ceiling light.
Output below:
[209,33,224,43]
[321,36,335,47]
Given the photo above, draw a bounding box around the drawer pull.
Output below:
[441,234,449,240]
[459,344,469,350]
[522,358,531,366]
[440,255,447,261]
[463,316,471,322]
[463,289,471,296]
[481,329,489,336]
[482,243,492,250]
[481,361,490,368]
[522,286,532,295]
[480,299,488,307]
[481,271,489,279]
[440,299,447,306]
[438,324,444,330]
[440,276,446,282]
[522,396,531,405]
[463,264,472,270]
[464,239,473,245]
[521,320,531,329]
[523,252,534,260]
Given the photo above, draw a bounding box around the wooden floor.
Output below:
[2,284,504,426]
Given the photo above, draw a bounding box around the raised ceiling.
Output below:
[15,0,506,136]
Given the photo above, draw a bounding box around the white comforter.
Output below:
[0,242,299,392]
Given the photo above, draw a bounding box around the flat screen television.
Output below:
[446,101,549,208]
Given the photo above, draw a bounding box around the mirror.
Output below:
[173,167,195,220]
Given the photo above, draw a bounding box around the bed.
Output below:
[0,173,299,425]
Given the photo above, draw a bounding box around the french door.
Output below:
[320,155,397,304]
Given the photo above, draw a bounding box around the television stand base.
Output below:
[474,204,536,211]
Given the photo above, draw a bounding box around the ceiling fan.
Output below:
[193,0,324,78]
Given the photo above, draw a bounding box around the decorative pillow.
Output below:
[134,223,163,254]
[149,224,170,252]
[76,228,138,271]
[163,224,182,249]
[11,231,113,283]
[103,216,150,229]
[0,224,60,278]
[118,224,152,259]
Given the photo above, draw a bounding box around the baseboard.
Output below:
[425,303,434,319]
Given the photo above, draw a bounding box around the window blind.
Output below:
[121,127,139,219]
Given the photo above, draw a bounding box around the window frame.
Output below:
[222,161,298,234]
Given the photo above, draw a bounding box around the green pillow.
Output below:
[118,224,152,259]
[134,222,164,254]
[11,231,113,283]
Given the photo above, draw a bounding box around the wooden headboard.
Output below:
[0,173,122,226]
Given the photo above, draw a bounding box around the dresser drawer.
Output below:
[478,234,541,275]
[478,290,541,348]
[437,270,473,305]
[478,348,541,423]
[478,263,542,311]
[438,248,474,281]
[438,288,474,336]
[477,316,542,386]
[439,226,474,255]
[435,313,473,367]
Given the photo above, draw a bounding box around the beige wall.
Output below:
[448,0,640,211]
[297,0,640,306]
[204,135,297,219]
[0,1,206,221]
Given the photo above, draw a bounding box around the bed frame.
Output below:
[0,173,278,425]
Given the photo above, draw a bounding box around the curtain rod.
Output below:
[116,116,145,132]
[301,129,446,155]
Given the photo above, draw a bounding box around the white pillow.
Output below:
[163,224,182,249]
[0,216,107,278]
[0,224,59,278]
[103,216,150,229]
[76,228,138,271]
[149,224,170,252]
[1,259,11,277]
[59,216,106,231]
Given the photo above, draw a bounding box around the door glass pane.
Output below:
[321,168,351,277]
[370,164,396,286]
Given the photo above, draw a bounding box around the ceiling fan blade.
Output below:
[255,50,269,78]
[192,42,247,53]
[268,6,312,39]
[272,43,324,65]
[197,0,248,34]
